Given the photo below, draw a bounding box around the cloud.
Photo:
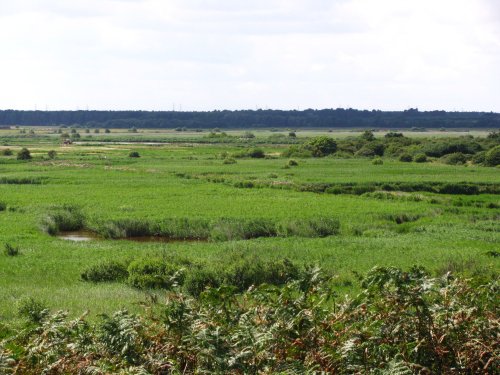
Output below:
[0,0,498,111]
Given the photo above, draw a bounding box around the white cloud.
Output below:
[0,0,498,111]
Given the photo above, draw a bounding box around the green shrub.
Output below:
[16,148,32,160]
[0,202,6,211]
[422,140,481,157]
[288,159,298,166]
[247,148,265,158]
[288,131,296,137]
[484,145,500,166]
[281,145,313,158]
[356,142,385,157]
[372,157,383,165]
[224,258,301,292]
[17,297,48,324]
[306,136,337,157]
[47,150,57,159]
[4,243,20,256]
[127,258,185,289]
[234,148,265,158]
[414,153,427,163]
[471,151,486,165]
[360,130,375,141]
[384,132,404,138]
[81,261,129,282]
[440,152,467,165]
[129,151,140,158]
[184,268,221,296]
[222,157,236,164]
[1,148,13,156]
[399,153,413,162]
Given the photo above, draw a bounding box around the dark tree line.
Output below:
[0,108,499,129]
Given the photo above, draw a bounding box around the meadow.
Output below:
[0,128,498,373]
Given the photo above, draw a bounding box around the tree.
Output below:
[47,150,57,159]
[17,148,32,160]
[361,130,375,141]
[306,136,337,157]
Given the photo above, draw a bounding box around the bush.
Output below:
[288,131,296,137]
[16,148,32,160]
[184,268,221,296]
[361,130,375,141]
[399,153,413,162]
[0,202,5,211]
[385,132,404,138]
[306,136,337,157]
[281,145,313,158]
[422,140,481,157]
[224,258,301,292]
[241,131,255,139]
[288,159,298,166]
[471,151,486,165]
[1,149,13,156]
[17,297,48,324]
[129,151,140,158]
[4,243,19,256]
[127,258,185,289]
[234,148,265,158]
[222,158,236,164]
[441,152,467,165]
[414,153,427,163]
[372,157,383,165]
[355,142,385,157]
[247,148,265,158]
[484,145,500,166]
[47,150,57,159]
[81,261,129,282]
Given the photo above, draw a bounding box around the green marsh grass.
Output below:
[0,131,497,323]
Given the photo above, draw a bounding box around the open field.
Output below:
[0,128,499,373]
[0,129,498,325]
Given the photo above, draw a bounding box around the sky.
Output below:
[0,0,499,112]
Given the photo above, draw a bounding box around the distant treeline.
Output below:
[1,108,499,129]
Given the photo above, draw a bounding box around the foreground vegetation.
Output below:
[0,127,498,372]
[1,267,497,373]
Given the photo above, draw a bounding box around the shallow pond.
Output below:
[57,231,205,243]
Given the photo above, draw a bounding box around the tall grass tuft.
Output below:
[40,205,85,235]
[277,217,340,237]
[210,218,276,241]
[81,261,129,282]
[4,243,20,256]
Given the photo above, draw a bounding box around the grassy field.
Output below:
[0,129,498,325]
